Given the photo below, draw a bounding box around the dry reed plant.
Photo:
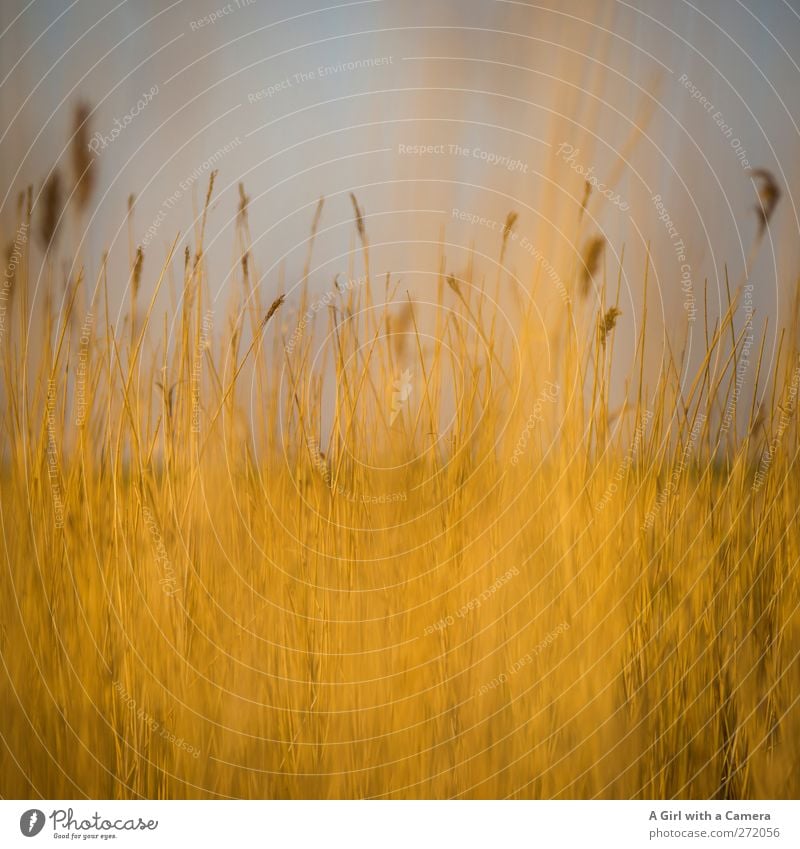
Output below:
[1,132,799,803]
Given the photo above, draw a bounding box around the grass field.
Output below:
[1,165,799,799]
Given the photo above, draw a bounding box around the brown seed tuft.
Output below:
[599,306,622,346]
[132,247,144,298]
[751,168,780,238]
[350,193,366,243]
[580,179,592,214]
[239,182,249,216]
[262,294,285,328]
[38,170,63,251]
[71,101,96,212]
[580,236,605,296]
[447,274,461,296]
[312,196,325,232]
[205,170,217,211]
[502,211,518,257]
[503,211,518,240]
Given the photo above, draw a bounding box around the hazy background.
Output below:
[2,0,800,390]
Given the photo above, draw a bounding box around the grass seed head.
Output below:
[447,274,461,296]
[599,306,622,346]
[132,247,144,298]
[238,182,249,220]
[751,168,780,237]
[263,294,285,328]
[311,196,325,236]
[71,101,96,212]
[350,192,366,243]
[580,236,605,296]
[503,211,518,240]
[38,169,63,251]
[580,179,592,214]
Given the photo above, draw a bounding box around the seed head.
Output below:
[132,247,144,298]
[311,196,325,238]
[262,294,285,328]
[502,211,518,256]
[580,236,605,296]
[751,168,780,238]
[38,170,63,251]
[350,193,366,244]
[238,182,249,221]
[580,180,591,214]
[71,101,96,212]
[599,306,622,346]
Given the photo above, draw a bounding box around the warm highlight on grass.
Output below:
[1,171,799,800]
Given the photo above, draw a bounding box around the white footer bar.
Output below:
[1,800,798,848]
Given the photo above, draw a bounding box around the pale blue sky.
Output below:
[2,0,799,354]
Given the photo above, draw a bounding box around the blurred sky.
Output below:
[2,0,800,371]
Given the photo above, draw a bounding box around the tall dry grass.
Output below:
[1,149,799,800]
